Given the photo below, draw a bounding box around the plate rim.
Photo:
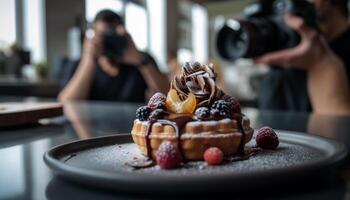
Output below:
[43,131,348,186]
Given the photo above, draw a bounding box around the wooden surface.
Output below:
[0,102,63,127]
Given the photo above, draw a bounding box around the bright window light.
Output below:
[23,0,46,63]
[192,4,208,63]
[85,0,123,22]
[147,0,166,71]
[125,3,148,50]
[178,48,194,65]
[0,0,16,47]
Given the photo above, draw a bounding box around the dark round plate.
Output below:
[44,131,347,194]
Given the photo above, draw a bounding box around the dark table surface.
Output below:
[1,100,350,200]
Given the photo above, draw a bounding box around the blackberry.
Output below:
[222,95,241,115]
[149,109,165,121]
[211,100,230,111]
[211,100,231,119]
[210,108,231,120]
[136,106,151,121]
[195,107,210,121]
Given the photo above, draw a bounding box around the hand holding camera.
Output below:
[217,0,319,62]
[82,35,102,63]
[254,13,337,70]
[100,25,143,66]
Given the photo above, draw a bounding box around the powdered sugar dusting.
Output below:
[61,140,323,176]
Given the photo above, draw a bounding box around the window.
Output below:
[192,4,208,63]
[0,0,16,47]
[85,0,123,23]
[147,0,166,71]
[125,3,148,50]
[23,0,46,63]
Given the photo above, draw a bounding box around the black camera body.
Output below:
[101,29,128,61]
[216,0,319,61]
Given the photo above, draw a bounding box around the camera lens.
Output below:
[216,19,278,61]
[217,20,250,60]
[102,29,128,61]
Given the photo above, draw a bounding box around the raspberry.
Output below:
[156,141,181,169]
[148,93,166,110]
[256,127,279,149]
[203,147,224,165]
[149,109,165,121]
[195,107,210,121]
[222,95,241,115]
[135,106,151,121]
[210,108,230,120]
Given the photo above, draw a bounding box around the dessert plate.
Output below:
[44,131,347,194]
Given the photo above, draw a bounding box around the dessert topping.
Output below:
[210,100,231,120]
[148,92,166,110]
[222,95,241,115]
[256,127,279,150]
[136,106,152,121]
[148,109,166,121]
[204,147,224,165]
[165,89,197,114]
[171,62,223,108]
[195,107,211,121]
[156,141,181,169]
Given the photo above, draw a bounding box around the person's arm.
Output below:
[255,14,350,115]
[138,54,170,96]
[308,54,350,114]
[58,37,100,102]
[120,30,169,97]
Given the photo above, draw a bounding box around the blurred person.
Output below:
[59,10,169,102]
[255,0,350,115]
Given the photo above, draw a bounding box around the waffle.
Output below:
[131,117,254,160]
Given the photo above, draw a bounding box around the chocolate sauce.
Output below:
[228,147,261,162]
[145,119,188,160]
[236,114,246,155]
[145,121,154,158]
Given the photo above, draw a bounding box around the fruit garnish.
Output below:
[165,89,197,114]
[136,106,152,121]
[210,100,231,119]
[222,95,241,115]
[148,92,166,110]
[256,127,279,150]
[148,109,165,121]
[204,147,224,165]
[195,107,210,121]
[156,141,181,169]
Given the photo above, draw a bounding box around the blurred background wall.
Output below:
[4,0,343,106]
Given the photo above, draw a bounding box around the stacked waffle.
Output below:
[131,62,254,161]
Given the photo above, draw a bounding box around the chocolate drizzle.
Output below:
[145,118,191,160]
[236,114,246,155]
[145,121,154,158]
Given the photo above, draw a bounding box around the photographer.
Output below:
[254,0,350,114]
[59,10,169,102]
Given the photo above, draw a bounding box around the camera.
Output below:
[101,28,128,61]
[216,0,319,61]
